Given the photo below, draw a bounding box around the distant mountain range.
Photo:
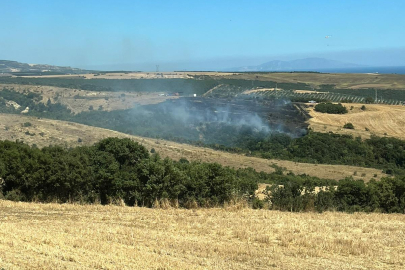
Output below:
[0,60,88,74]
[225,58,363,72]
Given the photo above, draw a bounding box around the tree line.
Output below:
[1,138,405,213]
[0,138,259,207]
[266,176,405,213]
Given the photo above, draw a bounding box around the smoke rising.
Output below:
[128,97,307,146]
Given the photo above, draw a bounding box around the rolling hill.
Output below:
[0,60,89,74]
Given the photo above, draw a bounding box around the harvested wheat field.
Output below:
[308,104,405,140]
[0,200,404,269]
[0,114,385,181]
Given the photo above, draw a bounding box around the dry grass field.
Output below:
[0,200,404,269]
[307,104,405,140]
[0,113,385,181]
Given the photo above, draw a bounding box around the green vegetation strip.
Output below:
[0,138,404,213]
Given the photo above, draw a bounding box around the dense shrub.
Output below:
[314,103,348,114]
[1,138,404,213]
[0,138,258,207]
[343,123,355,129]
[267,176,405,213]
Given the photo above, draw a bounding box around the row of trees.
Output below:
[267,177,405,213]
[233,132,405,174]
[1,138,405,213]
[0,138,258,206]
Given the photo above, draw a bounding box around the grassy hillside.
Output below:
[1,200,404,269]
[0,113,386,181]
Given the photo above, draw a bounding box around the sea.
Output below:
[317,66,405,74]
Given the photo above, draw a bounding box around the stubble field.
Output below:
[0,200,404,270]
[307,104,405,140]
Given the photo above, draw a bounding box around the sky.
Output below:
[1,0,404,71]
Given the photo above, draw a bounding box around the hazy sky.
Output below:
[1,0,404,70]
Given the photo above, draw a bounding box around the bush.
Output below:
[315,190,335,212]
[252,197,264,209]
[314,103,348,114]
[343,123,354,129]
[365,97,374,104]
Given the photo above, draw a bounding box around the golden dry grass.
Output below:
[0,200,404,269]
[0,114,385,181]
[308,104,405,140]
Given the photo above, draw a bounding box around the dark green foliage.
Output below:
[365,97,375,104]
[252,197,264,209]
[343,123,355,129]
[315,189,335,212]
[0,138,258,207]
[267,180,315,212]
[319,84,336,90]
[267,176,405,213]
[361,105,366,110]
[314,103,348,114]
[1,138,405,213]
